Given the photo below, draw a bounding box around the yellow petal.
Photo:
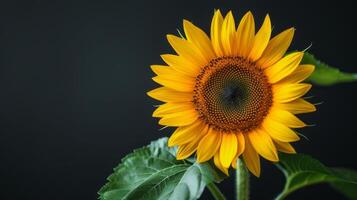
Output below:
[152,74,195,92]
[161,54,200,76]
[197,128,222,162]
[231,132,245,169]
[214,152,229,175]
[221,11,236,55]
[243,137,261,177]
[232,157,238,169]
[262,118,300,142]
[257,28,295,68]
[268,108,306,128]
[210,9,224,56]
[153,102,194,117]
[167,34,206,67]
[247,128,278,162]
[273,83,312,103]
[273,140,296,154]
[176,144,195,160]
[275,98,316,114]
[159,109,198,126]
[168,121,205,146]
[220,133,238,168]
[249,15,271,61]
[236,132,245,158]
[235,11,255,56]
[147,87,192,102]
[150,65,176,76]
[279,64,315,84]
[183,20,216,61]
[176,127,207,159]
[265,52,304,83]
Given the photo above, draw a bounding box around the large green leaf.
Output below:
[330,168,357,199]
[275,153,357,200]
[302,52,357,85]
[98,137,225,200]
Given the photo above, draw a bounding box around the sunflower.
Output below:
[147,10,316,177]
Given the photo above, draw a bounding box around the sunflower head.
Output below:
[193,56,273,133]
[148,10,316,177]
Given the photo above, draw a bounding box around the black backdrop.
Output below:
[1,0,356,199]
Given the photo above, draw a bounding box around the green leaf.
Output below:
[98,137,226,200]
[275,153,357,200]
[330,168,357,199]
[302,52,357,85]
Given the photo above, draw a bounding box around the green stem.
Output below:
[275,187,295,200]
[275,192,288,200]
[236,159,249,200]
[207,183,226,200]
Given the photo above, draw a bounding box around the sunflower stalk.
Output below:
[236,159,250,200]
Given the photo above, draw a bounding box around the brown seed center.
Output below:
[193,57,272,133]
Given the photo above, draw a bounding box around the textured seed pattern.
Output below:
[193,57,272,133]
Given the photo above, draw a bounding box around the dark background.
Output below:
[0,0,356,199]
